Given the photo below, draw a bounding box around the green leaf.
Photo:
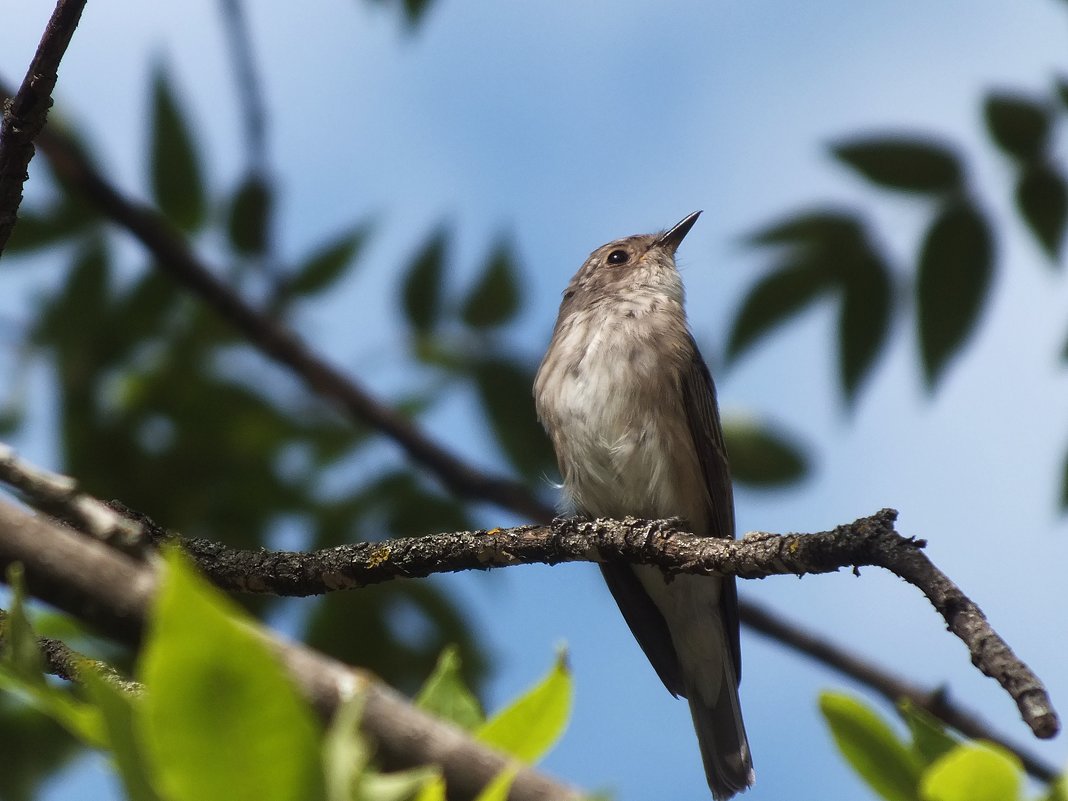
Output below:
[290,225,371,297]
[471,768,517,801]
[5,199,95,254]
[1015,162,1067,260]
[227,175,273,256]
[919,743,1022,801]
[138,550,324,801]
[149,65,206,232]
[401,227,448,334]
[322,692,368,801]
[722,417,808,487]
[1042,776,1068,801]
[727,257,836,362]
[83,671,161,801]
[832,138,963,193]
[475,650,572,764]
[745,210,860,248]
[460,241,522,328]
[472,356,556,480]
[2,565,44,684]
[984,93,1051,161]
[415,647,484,731]
[897,700,959,767]
[820,692,922,801]
[916,201,994,388]
[839,252,893,402]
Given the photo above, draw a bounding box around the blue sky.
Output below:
[3,1,1068,799]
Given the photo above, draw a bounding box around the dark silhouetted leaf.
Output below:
[1060,449,1068,511]
[1056,77,1068,110]
[1015,162,1067,260]
[403,0,432,25]
[460,240,522,328]
[832,137,962,193]
[916,201,994,388]
[227,175,272,256]
[722,417,808,487]
[745,210,860,248]
[839,253,893,402]
[401,227,448,334]
[472,356,556,479]
[5,199,95,255]
[727,257,836,362]
[289,224,370,297]
[149,66,206,232]
[984,93,1051,161]
[897,700,959,767]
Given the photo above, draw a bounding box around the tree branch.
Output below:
[0,0,86,255]
[122,505,1057,741]
[0,499,580,801]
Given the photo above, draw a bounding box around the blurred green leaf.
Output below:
[323,692,367,801]
[727,256,835,362]
[2,566,44,684]
[984,93,1051,161]
[919,743,1022,801]
[832,137,962,193]
[415,646,484,731]
[290,224,370,297]
[475,650,572,764]
[149,65,207,232]
[5,199,95,255]
[471,769,517,801]
[1056,76,1068,109]
[897,700,959,767]
[722,417,808,487]
[916,201,994,388]
[139,551,324,801]
[471,357,556,480]
[83,671,161,801]
[839,252,893,402]
[402,0,433,26]
[227,175,273,256]
[820,692,922,801]
[0,698,81,801]
[460,240,522,329]
[745,209,860,248]
[402,227,448,334]
[1015,161,1067,260]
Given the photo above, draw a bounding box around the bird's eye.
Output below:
[607,249,629,265]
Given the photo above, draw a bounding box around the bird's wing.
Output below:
[679,337,742,680]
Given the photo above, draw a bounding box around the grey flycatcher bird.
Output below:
[534,211,753,800]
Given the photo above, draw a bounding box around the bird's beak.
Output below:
[657,211,702,254]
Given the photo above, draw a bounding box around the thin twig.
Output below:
[0,0,87,255]
[738,601,1058,782]
[0,443,149,556]
[0,498,580,801]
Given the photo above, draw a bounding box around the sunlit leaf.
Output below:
[227,175,273,256]
[1015,161,1067,260]
[475,650,572,764]
[83,671,161,801]
[820,692,922,801]
[415,647,484,731]
[897,700,959,767]
[290,224,370,297]
[139,551,323,801]
[402,227,448,334]
[916,201,994,388]
[839,252,893,402]
[460,240,522,329]
[832,137,962,193]
[919,743,1022,801]
[722,417,808,487]
[149,66,206,232]
[984,93,1051,161]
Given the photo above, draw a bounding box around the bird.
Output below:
[533,211,753,799]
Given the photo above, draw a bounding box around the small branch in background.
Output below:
[0,498,581,801]
[0,443,149,557]
[0,0,87,256]
[738,601,1058,782]
[0,608,142,695]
